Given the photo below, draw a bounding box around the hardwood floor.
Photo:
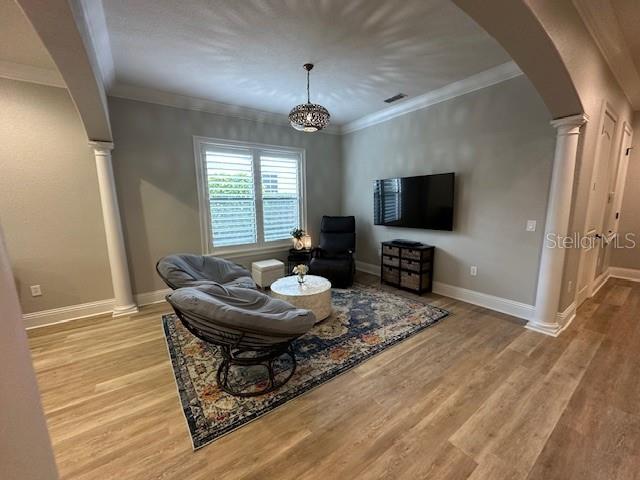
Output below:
[28,274,640,479]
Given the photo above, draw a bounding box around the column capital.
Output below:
[550,113,589,135]
[89,141,114,154]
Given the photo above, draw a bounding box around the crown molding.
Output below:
[109,62,522,136]
[72,0,116,89]
[0,60,65,88]
[109,83,342,135]
[341,61,523,134]
[573,0,640,110]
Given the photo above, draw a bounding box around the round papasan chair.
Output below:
[165,283,316,397]
[156,253,257,290]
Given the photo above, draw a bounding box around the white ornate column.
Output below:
[90,141,138,317]
[528,113,588,336]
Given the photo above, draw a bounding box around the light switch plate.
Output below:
[526,220,537,232]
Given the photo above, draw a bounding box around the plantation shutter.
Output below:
[204,146,257,248]
[376,178,401,223]
[260,152,300,242]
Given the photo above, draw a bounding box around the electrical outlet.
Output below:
[568,280,573,293]
[470,265,478,277]
[526,220,537,232]
[30,285,42,297]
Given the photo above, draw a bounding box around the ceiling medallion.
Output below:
[288,63,330,132]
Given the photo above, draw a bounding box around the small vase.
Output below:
[293,238,304,250]
[297,274,306,284]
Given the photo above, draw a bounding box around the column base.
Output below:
[528,302,578,337]
[112,304,139,318]
[525,320,563,337]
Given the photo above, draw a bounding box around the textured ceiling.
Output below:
[574,0,640,109]
[103,0,510,125]
[0,0,56,69]
[611,0,640,76]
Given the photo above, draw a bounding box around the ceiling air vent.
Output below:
[384,93,408,104]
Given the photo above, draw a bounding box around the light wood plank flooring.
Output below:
[28,274,640,479]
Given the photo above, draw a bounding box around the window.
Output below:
[260,153,301,242]
[195,138,306,253]
[374,178,401,223]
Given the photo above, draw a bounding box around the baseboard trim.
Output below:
[591,271,611,296]
[28,260,595,333]
[23,288,172,329]
[135,288,172,306]
[112,304,140,317]
[23,299,115,329]
[356,260,535,321]
[356,260,582,336]
[356,260,380,277]
[432,282,535,321]
[557,301,577,325]
[576,284,590,307]
[609,267,640,282]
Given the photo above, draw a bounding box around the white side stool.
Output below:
[251,259,285,288]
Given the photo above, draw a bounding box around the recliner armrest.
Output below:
[312,250,353,261]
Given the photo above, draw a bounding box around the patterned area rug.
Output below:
[162,282,449,449]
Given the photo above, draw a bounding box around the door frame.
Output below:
[575,100,619,305]
[594,121,634,284]
[610,122,634,235]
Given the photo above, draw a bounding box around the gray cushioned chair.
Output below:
[166,284,316,396]
[156,254,256,290]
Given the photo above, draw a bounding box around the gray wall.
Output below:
[0,78,113,313]
[612,112,640,270]
[4,74,633,317]
[341,76,555,305]
[108,97,342,295]
[0,227,59,480]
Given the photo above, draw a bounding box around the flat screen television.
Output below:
[373,172,455,230]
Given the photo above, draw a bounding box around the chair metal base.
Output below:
[216,343,297,397]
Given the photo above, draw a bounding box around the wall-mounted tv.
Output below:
[373,172,455,231]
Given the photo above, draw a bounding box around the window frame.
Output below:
[193,136,307,257]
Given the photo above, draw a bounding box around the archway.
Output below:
[453,0,583,118]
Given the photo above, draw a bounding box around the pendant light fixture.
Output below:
[289,63,330,132]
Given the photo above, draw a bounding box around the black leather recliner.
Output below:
[308,216,355,288]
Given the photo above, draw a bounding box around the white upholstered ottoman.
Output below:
[251,259,285,288]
